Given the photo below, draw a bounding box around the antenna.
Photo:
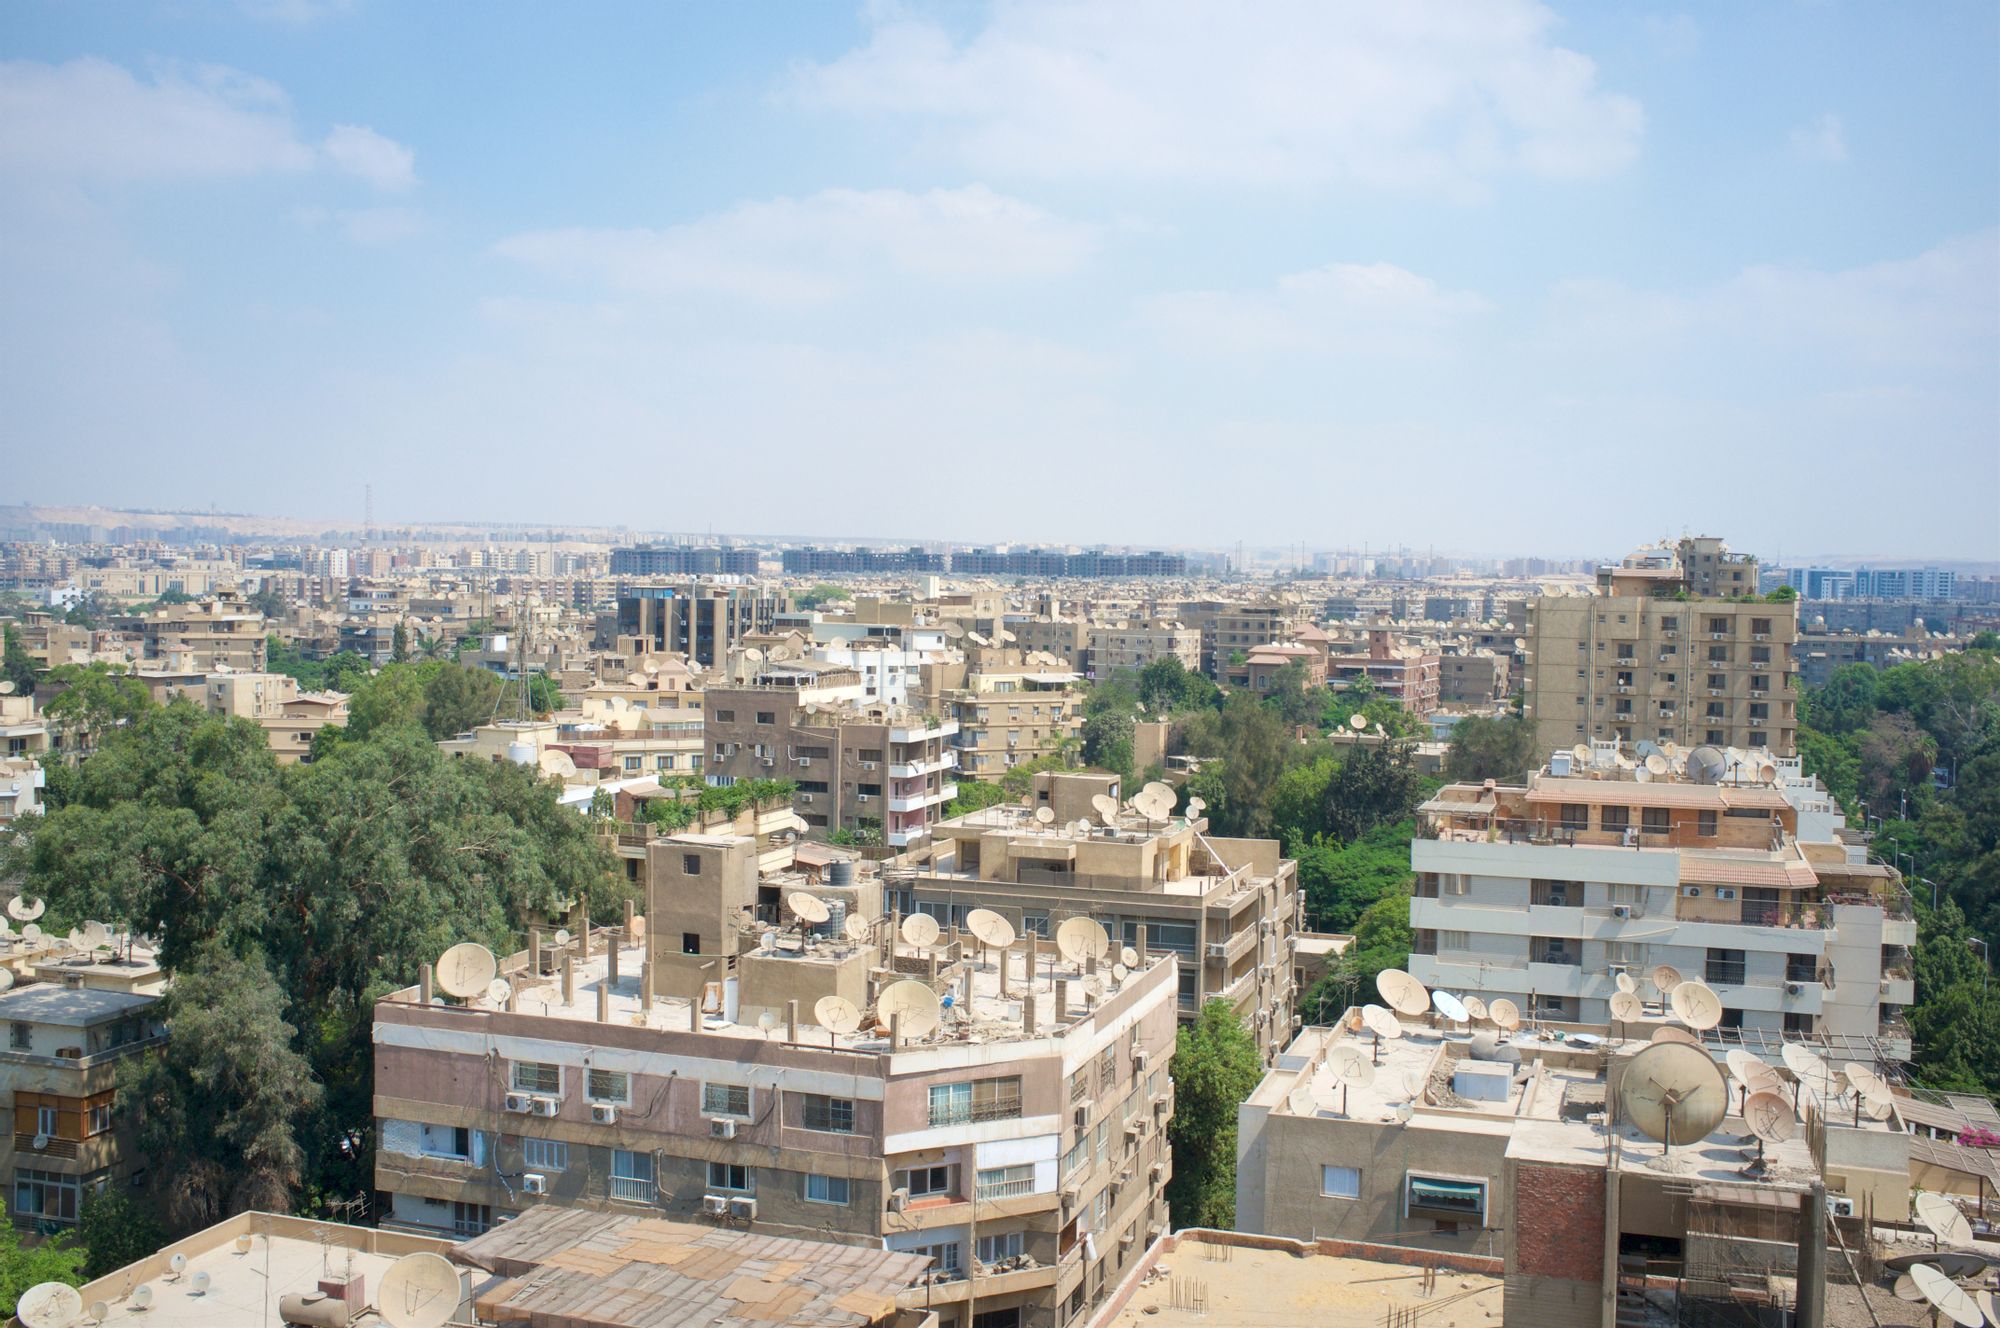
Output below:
[377,1253,461,1328]
[434,944,498,1000]
[1619,1041,1728,1162]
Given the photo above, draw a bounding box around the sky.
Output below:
[2,1,1996,559]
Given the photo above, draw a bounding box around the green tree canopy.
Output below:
[0,1225,83,1315]
[1165,1000,1263,1230]
[1,625,36,696]
[1444,713,1540,784]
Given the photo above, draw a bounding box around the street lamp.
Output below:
[1920,877,1939,912]
[1970,938,1990,997]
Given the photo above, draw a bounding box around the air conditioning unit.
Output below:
[1205,942,1229,961]
[1612,905,1633,919]
[1125,1120,1143,1141]
[701,1195,729,1216]
[1683,886,1702,898]
[522,1173,547,1195]
[1074,1104,1091,1130]
[708,1117,738,1139]
[1132,1049,1149,1073]
[1148,1162,1165,1182]
[861,761,877,770]
[1119,1229,1136,1247]
[887,1188,910,1213]
[504,1093,533,1114]
[1754,633,1769,642]
[858,794,872,803]
[798,793,813,804]
[1716,888,1737,901]
[1786,983,1803,996]
[1060,1187,1080,1212]
[1829,1196,1857,1218]
[729,1197,757,1221]
[1711,632,1727,640]
[591,1103,618,1125]
[796,756,811,767]
[531,1096,560,1116]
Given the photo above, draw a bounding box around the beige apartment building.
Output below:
[917,647,1083,782]
[136,594,267,672]
[1083,622,1201,678]
[887,772,1302,1061]
[374,841,1180,1328]
[706,666,958,848]
[1176,600,1308,677]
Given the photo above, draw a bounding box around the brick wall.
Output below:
[1513,1163,1606,1283]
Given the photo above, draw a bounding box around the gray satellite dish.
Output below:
[377,1253,461,1328]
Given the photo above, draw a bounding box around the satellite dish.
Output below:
[1571,743,1592,763]
[1034,806,1056,825]
[1670,980,1723,1031]
[965,909,1015,950]
[0,970,15,994]
[757,1011,779,1031]
[1363,1005,1403,1041]
[1186,797,1207,817]
[815,995,861,1035]
[1649,964,1683,996]
[787,892,831,925]
[1615,971,1636,995]
[876,980,942,1041]
[435,943,498,999]
[1634,765,1653,784]
[169,1253,188,1277]
[1090,793,1120,825]
[1913,1263,1984,1328]
[1620,1041,1728,1145]
[8,896,45,921]
[537,749,576,778]
[1111,962,1128,981]
[66,929,84,949]
[1842,1062,1883,1097]
[82,921,109,948]
[843,915,869,943]
[1686,746,1726,785]
[1743,1090,1798,1144]
[553,928,572,947]
[1432,990,1468,1024]
[742,647,764,663]
[1119,947,1139,968]
[1782,1042,1833,1090]
[1917,1192,1975,1248]
[191,1273,211,1297]
[1488,998,1521,1032]
[485,979,511,1005]
[1609,991,1642,1022]
[942,623,965,639]
[21,923,42,945]
[1645,754,1669,775]
[1349,713,1367,732]
[1862,1087,1895,1121]
[87,1304,108,1325]
[642,657,660,675]
[1143,780,1174,804]
[1650,1025,1701,1046]
[1978,1290,1999,1328]
[1461,995,1488,1023]
[0,681,12,695]
[17,1283,84,1328]
[1727,1050,1784,1096]
[1055,916,1111,964]
[378,1252,461,1328]
[1286,1080,1316,1116]
[900,914,940,948]
[1893,1276,1925,1304]
[1375,969,1430,1018]
[130,1287,154,1313]
[1325,1047,1376,1089]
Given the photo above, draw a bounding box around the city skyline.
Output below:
[3,2,1996,557]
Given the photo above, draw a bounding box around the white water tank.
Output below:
[506,741,535,765]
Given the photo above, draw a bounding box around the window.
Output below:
[714,709,734,723]
[87,1103,111,1136]
[1706,948,1746,986]
[35,1106,57,1138]
[911,1241,961,1274]
[756,711,775,725]
[611,1150,655,1202]
[1438,930,1470,952]
[511,1062,560,1095]
[703,1083,751,1118]
[798,1094,854,1133]
[1697,810,1718,837]
[1321,1165,1361,1199]
[1642,807,1671,835]
[976,1231,1025,1265]
[804,1173,849,1205]
[682,854,702,876]
[9,1024,28,1050]
[623,756,642,772]
[1600,806,1630,833]
[706,1161,751,1192]
[15,1169,79,1225]
[1407,1174,1487,1222]
[928,1076,1021,1127]
[904,1164,952,1197]
[976,1164,1035,1200]
[523,1138,568,1172]
[1558,804,1587,832]
[682,932,701,955]
[417,1122,471,1160]
[587,1069,630,1104]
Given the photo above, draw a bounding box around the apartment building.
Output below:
[1323,621,1443,715]
[374,845,1180,1328]
[706,667,958,847]
[202,671,350,763]
[1083,622,1200,678]
[1408,745,1914,1059]
[887,772,1301,1061]
[1438,651,1507,705]
[1237,1015,1922,1328]
[1174,600,1308,677]
[1,976,162,1229]
[917,648,1083,781]
[613,583,779,668]
[1795,629,1945,689]
[610,545,761,577]
[1524,549,1800,755]
[136,594,266,672]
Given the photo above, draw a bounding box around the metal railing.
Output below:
[609,1176,655,1203]
[929,1098,1024,1128]
[1705,961,1747,986]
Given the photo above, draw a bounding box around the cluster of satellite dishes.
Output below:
[1569,739,1783,788]
[1889,1194,1995,1327]
[1374,969,1522,1037]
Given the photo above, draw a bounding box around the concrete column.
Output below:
[998,947,1012,998]
[597,983,610,1023]
[562,956,576,1006]
[1055,978,1069,1024]
[608,939,621,986]
[1136,925,1148,963]
[1797,1182,1827,1328]
[506,983,519,1014]
[892,1010,905,1050]
[419,963,434,1005]
[624,898,636,934]
[690,999,702,1032]
[581,908,593,958]
[1022,990,1036,1036]
[530,927,542,975]
[787,999,799,1044]
[640,964,653,1014]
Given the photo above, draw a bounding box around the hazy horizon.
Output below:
[3,2,1996,558]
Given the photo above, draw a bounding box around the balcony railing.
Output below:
[609,1176,655,1203]
[1705,961,1747,986]
[1739,901,1826,929]
[1533,949,1581,967]
[928,1098,1024,1129]
[976,1175,1037,1201]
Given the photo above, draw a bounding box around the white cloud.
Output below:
[322,124,417,191]
[0,57,416,192]
[791,0,1643,192]
[1141,260,1491,356]
[1790,112,1848,164]
[494,185,1096,304]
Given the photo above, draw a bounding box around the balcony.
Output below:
[928,1098,1024,1129]
[889,755,955,779]
[609,1175,655,1203]
[1705,961,1747,986]
[889,784,957,814]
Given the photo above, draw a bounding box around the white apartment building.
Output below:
[1409,743,1915,1061]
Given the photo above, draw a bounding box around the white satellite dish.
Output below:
[1645,753,1669,776]
[0,970,15,994]
[82,921,109,949]
[1034,806,1056,825]
[1913,1263,1984,1328]
[1743,1090,1798,1144]
[1286,1083,1315,1117]
[1111,962,1129,982]
[1842,1062,1884,1098]
[1090,793,1120,825]
[129,1287,154,1313]
[87,1304,108,1325]
[16,1283,84,1328]
[537,749,576,779]
[8,896,45,922]
[787,892,831,926]
[1862,1087,1896,1121]
[900,914,940,949]
[190,1273,211,1297]
[1119,947,1139,968]
[757,1011,779,1031]
[1375,969,1430,1018]
[1055,916,1111,965]
[1649,963,1683,996]
[815,995,861,1035]
[1615,971,1636,995]
[553,929,572,948]
[965,909,1015,951]
[1362,1005,1403,1041]
[1670,980,1723,1031]
[1782,1042,1833,1089]
[1620,1041,1728,1147]
[485,979,511,1005]
[1651,1025,1702,1046]
[1432,990,1468,1024]
[1609,991,1642,1023]
[1917,1192,1975,1248]
[1726,1049,1784,1096]
[435,943,498,999]
[169,1253,188,1277]
[1488,998,1521,1032]
[1186,797,1206,817]
[843,915,869,943]
[876,980,942,1041]
[1461,994,1488,1023]
[377,1252,462,1328]
[21,923,42,945]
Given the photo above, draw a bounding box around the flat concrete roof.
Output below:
[0,983,154,1026]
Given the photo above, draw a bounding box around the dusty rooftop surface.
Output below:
[1103,1240,1503,1328]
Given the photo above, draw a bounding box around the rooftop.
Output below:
[454,1206,931,1328]
[0,983,155,1025]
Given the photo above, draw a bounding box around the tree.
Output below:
[797,585,853,609]
[1,626,36,696]
[1318,745,1425,845]
[526,673,565,715]
[1299,885,1414,1024]
[391,622,410,664]
[944,779,1009,818]
[41,663,153,755]
[1260,660,1319,729]
[1444,713,1539,784]
[1177,693,1294,838]
[1081,708,1135,780]
[421,664,504,739]
[1166,1000,1263,1230]
[79,1191,166,1277]
[1136,657,1218,715]
[0,1224,83,1314]
[120,945,323,1232]
[247,588,287,621]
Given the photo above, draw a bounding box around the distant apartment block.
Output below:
[613,583,779,668]
[610,545,761,577]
